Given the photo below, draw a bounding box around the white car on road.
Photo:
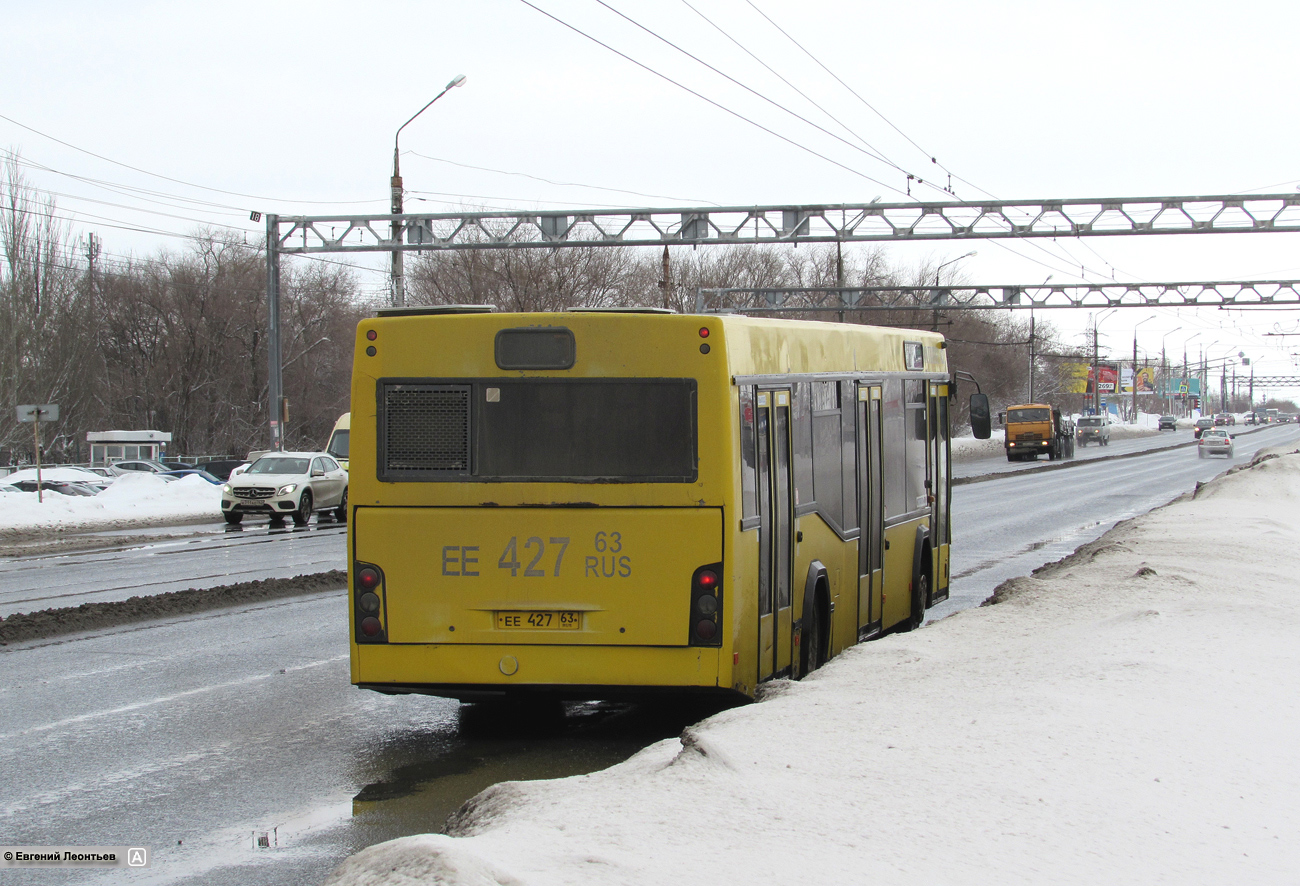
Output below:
[221,452,348,526]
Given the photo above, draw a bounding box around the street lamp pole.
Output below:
[391,74,466,307]
[1160,326,1182,416]
[1092,309,1117,415]
[931,251,976,332]
[1132,316,1155,423]
[1181,332,1201,415]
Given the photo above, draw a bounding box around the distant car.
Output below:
[1213,413,1229,426]
[1198,429,1234,458]
[1158,414,1177,431]
[221,452,348,526]
[1226,414,1236,426]
[1193,417,1215,439]
[110,459,170,475]
[1076,414,1111,446]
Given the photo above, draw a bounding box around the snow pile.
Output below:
[0,472,221,536]
[327,447,1300,886]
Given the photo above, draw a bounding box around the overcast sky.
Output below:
[4,0,1299,391]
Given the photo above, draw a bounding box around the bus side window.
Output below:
[739,387,758,519]
[839,382,857,531]
[904,380,927,511]
[881,379,907,518]
[811,381,843,527]
[791,382,814,508]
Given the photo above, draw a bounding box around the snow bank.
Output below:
[0,472,221,536]
[326,446,1300,886]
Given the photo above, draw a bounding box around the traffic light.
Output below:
[1190,397,1200,409]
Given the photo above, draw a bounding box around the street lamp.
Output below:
[1132,316,1155,422]
[391,73,467,307]
[930,251,976,332]
[1091,309,1118,415]
[1160,326,1182,414]
[1181,332,1201,415]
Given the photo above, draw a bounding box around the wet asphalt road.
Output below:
[2,422,1297,884]
[0,521,347,618]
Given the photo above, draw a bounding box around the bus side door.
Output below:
[856,384,884,637]
[928,383,951,603]
[755,389,795,681]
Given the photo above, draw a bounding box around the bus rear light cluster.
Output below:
[689,563,723,647]
[354,560,388,644]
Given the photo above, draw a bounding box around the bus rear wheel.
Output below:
[901,552,930,632]
[800,592,826,677]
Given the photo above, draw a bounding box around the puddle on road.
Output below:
[163,698,734,886]
[342,699,724,848]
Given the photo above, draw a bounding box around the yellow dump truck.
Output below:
[1001,403,1074,462]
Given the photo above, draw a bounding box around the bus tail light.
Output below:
[689,563,723,647]
[354,560,388,644]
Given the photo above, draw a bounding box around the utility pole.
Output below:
[1132,333,1139,422]
[660,245,672,310]
[1092,322,1100,415]
[1028,311,1036,402]
[391,150,404,307]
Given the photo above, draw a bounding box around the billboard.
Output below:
[1122,366,1158,394]
[1061,363,1089,394]
[1157,377,1201,398]
[1086,363,1120,395]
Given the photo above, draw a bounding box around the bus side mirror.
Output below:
[970,393,991,439]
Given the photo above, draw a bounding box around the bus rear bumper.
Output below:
[353,642,737,702]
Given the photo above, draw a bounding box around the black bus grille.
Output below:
[382,384,471,477]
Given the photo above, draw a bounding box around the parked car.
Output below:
[2,466,112,490]
[1158,414,1177,431]
[221,452,348,526]
[194,459,248,481]
[1193,417,1215,439]
[161,468,224,484]
[110,459,170,475]
[4,479,100,496]
[1198,429,1234,458]
[1075,414,1111,446]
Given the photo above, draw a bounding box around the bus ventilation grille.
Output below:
[383,384,471,476]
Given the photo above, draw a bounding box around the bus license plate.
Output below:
[496,611,581,630]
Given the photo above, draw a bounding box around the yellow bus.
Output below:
[347,307,990,701]
[326,412,350,471]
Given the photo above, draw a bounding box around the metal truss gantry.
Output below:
[695,281,1300,314]
[270,193,1300,254]
[262,192,1300,449]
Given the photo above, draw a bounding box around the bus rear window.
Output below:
[379,379,697,482]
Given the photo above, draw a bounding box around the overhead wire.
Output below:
[592,0,914,181]
[405,152,720,206]
[515,0,906,198]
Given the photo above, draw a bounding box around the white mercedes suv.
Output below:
[221,452,348,526]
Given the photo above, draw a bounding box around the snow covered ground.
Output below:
[0,472,221,536]
[326,444,1300,886]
